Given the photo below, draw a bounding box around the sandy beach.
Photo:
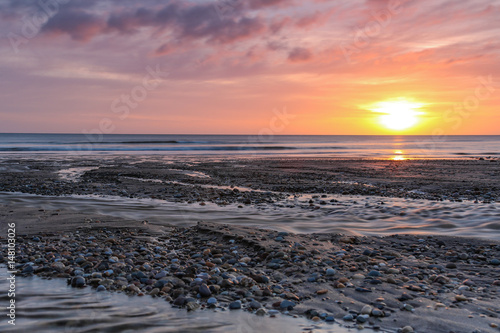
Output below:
[1,156,499,332]
[0,156,498,203]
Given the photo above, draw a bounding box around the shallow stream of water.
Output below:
[0,267,373,333]
[1,192,499,240]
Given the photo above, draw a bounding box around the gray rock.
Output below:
[22,265,34,274]
[356,314,369,323]
[173,296,186,306]
[249,300,262,309]
[71,276,86,288]
[343,314,354,321]
[280,300,295,309]
[256,308,267,316]
[401,326,414,333]
[229,300,242,310]
[368,270,381,277]
[199,284,211,297]
[155,271,167,279]
[186,302,200,311]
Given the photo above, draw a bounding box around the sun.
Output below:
[370,100,423,131]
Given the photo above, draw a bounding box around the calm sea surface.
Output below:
[0,134,499,158]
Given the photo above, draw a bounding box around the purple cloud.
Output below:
[288,47,312,62]
[38,1,288,47]
[41,9,105,41]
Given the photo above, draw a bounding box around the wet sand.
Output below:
[0,156,498,204]
[1,156,500,332]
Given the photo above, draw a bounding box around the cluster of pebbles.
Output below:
[2,221,500,332]
[0,158,498,206]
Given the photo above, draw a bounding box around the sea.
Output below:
[0,133,499,158]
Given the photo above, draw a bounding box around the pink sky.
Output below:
[1,0,499,134]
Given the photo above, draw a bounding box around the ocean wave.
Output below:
[0,145,352,152]
[452,152,500,156]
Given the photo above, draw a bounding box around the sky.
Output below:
[1,0,499,135]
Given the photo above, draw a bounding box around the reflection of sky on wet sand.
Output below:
[391,150,406,161]
[1,192,499,240]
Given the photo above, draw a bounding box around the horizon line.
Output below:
[1,133,500,136]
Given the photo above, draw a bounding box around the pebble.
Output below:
[280,300,296,310]
[199,284,212,297]
[186,302,200,311]
[22,265,34,274]
[361,305,372,315]
[368,270,381,277]
[356,314,369,323]
[256,308,267,316]
[401,326,414,333]
[71,276,86,288]
[229,300,242,310]
[343,314,354,321]
[403,304,414,312]
[325,268,336,276]
[249,300,262,309]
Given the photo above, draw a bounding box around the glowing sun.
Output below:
[370,100,423,131]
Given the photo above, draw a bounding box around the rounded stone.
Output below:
[249,300,262,309]
[229,300,242,310]
[356,314,369,323]
[280,300,296,309]
[256,308,267,316]
[401,326,414,333]
[343,314,354,321]
[199,284,212,297]
[368,270,381,277]
[361,305,372,315]
[72,276,86,288]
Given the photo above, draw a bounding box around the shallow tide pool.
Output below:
[0,267,375,333]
